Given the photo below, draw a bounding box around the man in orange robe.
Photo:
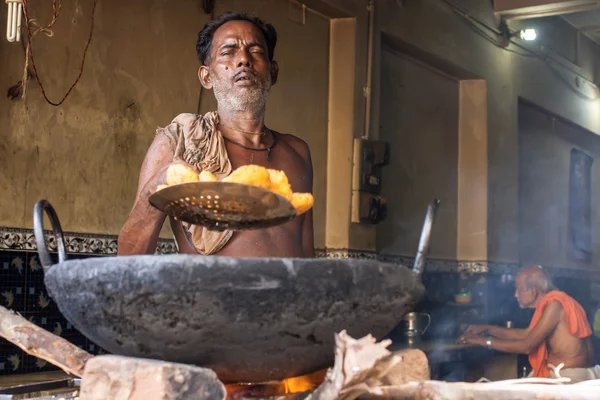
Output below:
[458,265,598,383]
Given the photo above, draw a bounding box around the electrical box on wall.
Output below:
[351,138,390,225]
[352,138,390,194]
[351,191,388,225]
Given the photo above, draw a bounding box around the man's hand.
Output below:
[118,133,197,256]
[456,333,486,346]
[456,324,488,345]
[140,160,200,196]
[462,324,488,337]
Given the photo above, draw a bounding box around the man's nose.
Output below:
[236,49,251,68]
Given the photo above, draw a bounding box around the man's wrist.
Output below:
[484,324,495,336]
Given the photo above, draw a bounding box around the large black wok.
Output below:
[33,199,439,383]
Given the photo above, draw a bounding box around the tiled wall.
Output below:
[0,227,177,376]
[0,251,105,374]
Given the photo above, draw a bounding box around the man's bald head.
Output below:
[518,265,554,293]
[514,265,555,308]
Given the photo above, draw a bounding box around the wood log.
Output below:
[79,355,226,400]
[382,349,430,386]
[361,381,600,399]
[0,305,93,377]
[308,331,405,400]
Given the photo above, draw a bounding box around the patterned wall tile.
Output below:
[0,254,26,313]
[0,226,177,255]
[0,349,24,374]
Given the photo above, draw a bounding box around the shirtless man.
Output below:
[458,265,597,382]
[117,12,314,258]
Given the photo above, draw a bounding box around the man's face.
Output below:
[514,273,536,308]
[200,20,276,113]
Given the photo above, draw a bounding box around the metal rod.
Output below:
[0,378,79,395]
[412,199,440,279]
[363,0,374,139]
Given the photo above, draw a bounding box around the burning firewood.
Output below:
[0,305,93,377]
[305,331,429,400]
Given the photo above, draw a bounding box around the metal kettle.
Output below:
[399,312,431,345]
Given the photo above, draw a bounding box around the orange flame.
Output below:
[225,369,327,399]
[278,369,326,394]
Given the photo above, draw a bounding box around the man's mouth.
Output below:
[233,71,256,85]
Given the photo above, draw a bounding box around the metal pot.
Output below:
[399,312,431,345]
[33,199,439,383]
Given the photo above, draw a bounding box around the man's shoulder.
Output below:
[545,290,579,305]
[169,113,202,126]
[541,291,582,317]
[275,132,311,156]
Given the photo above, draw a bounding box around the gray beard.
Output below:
[211,72,271,114]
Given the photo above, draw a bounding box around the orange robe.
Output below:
[528,290,592,378]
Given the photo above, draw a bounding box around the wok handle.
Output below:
[412,199,440,279]
[33,200,68,272]
[422,313,431,335]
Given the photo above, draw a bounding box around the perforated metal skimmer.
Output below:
[148,182,297,231]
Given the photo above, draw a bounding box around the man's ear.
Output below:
[198,66,213,90]
[270,60,279,86]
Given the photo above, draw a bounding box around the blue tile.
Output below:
[0,252,27,314]
[0,248,107,375]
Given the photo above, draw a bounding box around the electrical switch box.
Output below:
[351,138,390,225]
[352,138,390,194]
[351,191,387,225]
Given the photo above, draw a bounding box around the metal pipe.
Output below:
[412,199,440,279]
[363,0,374,139]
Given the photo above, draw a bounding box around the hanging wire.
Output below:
[21,0,98,106]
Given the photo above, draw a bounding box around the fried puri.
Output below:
[199,170,217,182]
[222,164,272,189]
[158,163,314,215]
[291,192,314,215]
[225,165,313,215]
[165,163,199,186]
[266,168,293,201]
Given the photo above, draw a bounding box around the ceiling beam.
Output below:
[494,0,600,20]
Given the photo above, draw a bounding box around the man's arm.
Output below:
[285,134,315,258]
[466,301,562,354]
[118,134,173,255]
[461,324,527,341]
[302,208,315,258]
[487,326,529,340]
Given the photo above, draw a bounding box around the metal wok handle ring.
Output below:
[33,200,68,272]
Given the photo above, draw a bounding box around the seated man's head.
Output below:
[515,265,555,308]
[196,12,279,114]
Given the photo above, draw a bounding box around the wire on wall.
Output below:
[20,0,98,106]
[440,0,598,102]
